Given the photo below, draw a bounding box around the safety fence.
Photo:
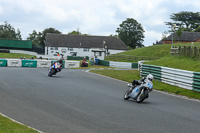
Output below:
[105,54,159,62]
[0,39,32,49]
[99,60,138,68]
[171,46,200,59]
[67,56,89,60]
[0,59,137,69]
[140,64,200,92]
[0,59,80,68]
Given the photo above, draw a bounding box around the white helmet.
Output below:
[147,74,153,81]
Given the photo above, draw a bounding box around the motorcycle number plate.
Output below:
[147,83,153,89]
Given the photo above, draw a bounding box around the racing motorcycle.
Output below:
[81,60,88,67]
[48,62,62,77]
[123,81,153,103]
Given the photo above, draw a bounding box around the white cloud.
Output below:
[144,30,163,45]
[175,0,200,8]
[0,6,2,15]
[0,0,199,46]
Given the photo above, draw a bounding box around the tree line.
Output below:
[162,11,200,41]
[0,18,145,49]
[1,11,200,49]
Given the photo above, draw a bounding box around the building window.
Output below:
[95,52,101,56]
[50,47,58,50]
[83,48,89,52]
[68,48,73,51]
[61,48,67,53]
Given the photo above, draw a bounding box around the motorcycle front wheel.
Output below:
[124,88,132,100]
[136,89,148,103]
[48,69,55,77]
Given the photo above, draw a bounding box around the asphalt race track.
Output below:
[0,67,200,133]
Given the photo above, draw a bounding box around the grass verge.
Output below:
[90,69,200,100]
[0,114,39,133]
[0,53,36,59]
[146,55,200,72]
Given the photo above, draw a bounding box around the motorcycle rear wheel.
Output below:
[124,88,131,100]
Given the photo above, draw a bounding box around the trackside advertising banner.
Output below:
[22,60,37,67]
[37,60,51,68]
[0,59,7,67]
[7,59,22,67]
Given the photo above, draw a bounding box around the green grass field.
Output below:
[0,53,36,59]
[147,55,200,72]
[105,42,200,72]
[0,114,39,133]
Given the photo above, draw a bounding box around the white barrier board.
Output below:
[110,61,132,68]
[65,61,80,68]
[7,59,22,67]
[37,60,51,68]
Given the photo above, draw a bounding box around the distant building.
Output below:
[45,34,128,60]
[162,31,200,44]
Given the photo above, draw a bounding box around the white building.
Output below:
[45,34,128,60]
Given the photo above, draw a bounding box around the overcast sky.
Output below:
[0,0,200,46]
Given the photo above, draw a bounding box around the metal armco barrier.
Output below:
[65,61,79,68]
[37,60,51,68]
[0,59,7,67]
[193,72,200,92]
[140,64,200,92]
[110,61,132,68]
[0,59,80,69]
[141,64,161,81]
[99,60,109,66]
[99,60,138,68]
[22,60,37,67]
[161,67,194,90]
[7,59,22,67]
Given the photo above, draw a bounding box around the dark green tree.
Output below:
[110,34,118,37]
[67,28,89,35]
[39,28,62,47]
[116,18,145,49]
[195,25,200,32]
[68,30,81,35]
[27,30,42,45]
[165,11,200,32]
[0,21,22,40]
[175,27,184,41]
[27,28,62,47]
[161,31,169,41]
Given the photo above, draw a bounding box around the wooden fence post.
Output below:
[188,46,191,57]
[194,46,197,58]
[184,46,186,56]
[179,46,181,55]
